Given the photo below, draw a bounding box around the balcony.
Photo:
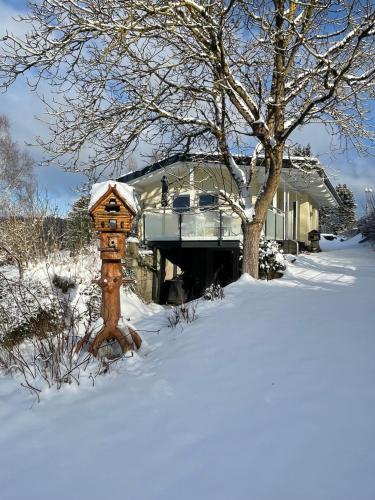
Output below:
[143,207,284,243]
[265,207,285,241]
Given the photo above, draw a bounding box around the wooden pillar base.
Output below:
[88,324,142,357]
[76,324,142,357]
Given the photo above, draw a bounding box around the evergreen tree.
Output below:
[319,205,337,234]
[336,184,357,231]
[65,195,94,252]
[319,184,356,234]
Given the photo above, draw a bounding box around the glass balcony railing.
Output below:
[264,208,285,240]
[143,208,284,242]
[144,211,179,240]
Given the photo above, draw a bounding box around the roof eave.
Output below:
[117,153,341,206]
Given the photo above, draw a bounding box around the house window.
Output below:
[173,194,190,212]
[198,193,218,209]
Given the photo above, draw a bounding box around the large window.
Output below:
[198,193,218,210]
[173,194,190,212]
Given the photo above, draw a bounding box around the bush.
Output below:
[0,250,121,401]
[0,306,62,349]
[258,238,286,280]
[0,271,62,346]
[52,274,76,293]
[203,283,224,301]
[167,301,198,328]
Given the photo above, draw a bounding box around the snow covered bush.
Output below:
[0,249,113,400]
[0,272,62,347]
[258,238,286,280]
[0,320,108,402]
[203,283,224,301]
[0,268,105,400]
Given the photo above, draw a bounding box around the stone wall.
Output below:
[126,240,154,303]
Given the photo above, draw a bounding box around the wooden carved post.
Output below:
[78,183,142,357]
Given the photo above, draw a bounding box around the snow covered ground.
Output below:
[0,237,374,500]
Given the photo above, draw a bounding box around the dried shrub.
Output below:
[0,263,113,402]
[203,283,224,301]
[52,274,76,294]
[167,301,198,328]
[0,194,65,273]
[79,282,101,325]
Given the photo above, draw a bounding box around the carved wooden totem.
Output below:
[80,184,142,357]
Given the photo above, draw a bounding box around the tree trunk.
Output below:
[241,146,284,279]
[242,221,262,279]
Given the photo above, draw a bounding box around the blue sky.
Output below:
[0,0,374,214]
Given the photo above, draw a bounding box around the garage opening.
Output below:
[154,245,240,304]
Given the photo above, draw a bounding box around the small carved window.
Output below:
[105,198,120,213]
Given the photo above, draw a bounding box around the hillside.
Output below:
[0,237,374,500]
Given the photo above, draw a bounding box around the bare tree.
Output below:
[0,115,35,208]
[1,1,375,277]
[0,192,65,272]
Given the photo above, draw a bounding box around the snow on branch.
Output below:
[0,1,374,177]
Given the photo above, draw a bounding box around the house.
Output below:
[118,153,341,303]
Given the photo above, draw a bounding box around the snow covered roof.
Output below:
[117,153,341,207]
[89,180,140,214]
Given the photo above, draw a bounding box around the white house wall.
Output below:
[133,161,323,244]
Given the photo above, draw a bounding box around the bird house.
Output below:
[89,184,137,234]
[98,232,126,260]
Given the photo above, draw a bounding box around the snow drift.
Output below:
[0,236,374,500]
